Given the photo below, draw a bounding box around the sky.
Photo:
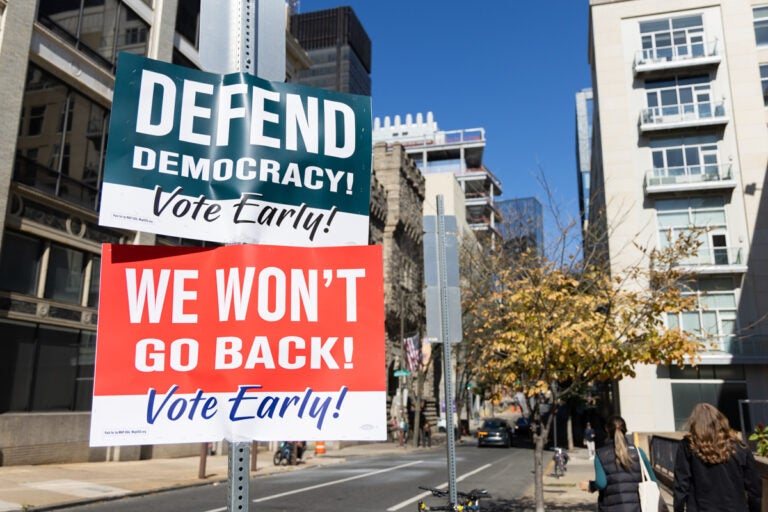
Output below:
[300,0,593,246]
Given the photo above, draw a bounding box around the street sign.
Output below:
[393,370,410,377]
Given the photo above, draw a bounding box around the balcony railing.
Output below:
[640,100,728,132]
[675,246,745,271]
[13,154,100,211]
[644,163,736,194]
[634,39,720,74]
[695,335,768,357]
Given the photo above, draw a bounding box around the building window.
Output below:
[0,319,95,412]
[640,15,705,62]
[175,0,200,49]
[15,64,108,211]
[36,0,149,72]
[754,6,768,46]
[650,136,721,181]
[669,364,746,430]
[656,196,737,266]
[0,232,44,295]
[0,230,101,307]
[761,64,768,106]
[88,256,101,308]
[27,105,45,136]
[44,243,86,305]
[666,278,737,351]
[644,75,718,120]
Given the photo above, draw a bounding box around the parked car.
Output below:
[476,418,514,448]
[515,415,533,439]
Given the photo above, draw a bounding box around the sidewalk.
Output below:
[515,446,674,511]
[0,442,672,512]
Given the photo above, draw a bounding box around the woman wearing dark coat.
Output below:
[673,403,761,512]
[579,415,659,512]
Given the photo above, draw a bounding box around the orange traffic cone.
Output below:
[314,441,326,456]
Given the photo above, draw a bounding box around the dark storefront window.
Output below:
[0,320,95,412]
[44,243,86,305]
[0,230,101,307]
[0,232,44,295]
[88,256,101,307]
[37,0,149,72]
[15,64,108,211]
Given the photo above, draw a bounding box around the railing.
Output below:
[697,335,768,355]
[635,39,719,69]
[380,127,486,149]
[649,434,681,482]
[640,100,727,128]
[13,154,100,211]
[645,163,733,188]
[675,246,743,268]
[37,15,115,72]
[438,128,485,145]
[651,432,768,506]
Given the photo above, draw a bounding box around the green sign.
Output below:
[99,53,372,246]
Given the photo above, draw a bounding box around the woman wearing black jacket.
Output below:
[673,403,761,512]
[579,415,660,511]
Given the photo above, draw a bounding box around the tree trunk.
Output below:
[533,404,555,512]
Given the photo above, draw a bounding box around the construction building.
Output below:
[289,6,372,96]
[587,0,768,431]
[372,112,503,246]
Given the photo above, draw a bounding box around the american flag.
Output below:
[404,334,421,372]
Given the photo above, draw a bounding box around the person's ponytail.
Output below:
[607,416,633,471]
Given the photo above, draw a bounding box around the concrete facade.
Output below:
[588,0,768,432]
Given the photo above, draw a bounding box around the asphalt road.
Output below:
[51,444,536,512]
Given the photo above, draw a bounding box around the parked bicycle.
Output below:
[552,446,569,478]
[273,441,305,466]
[416,486,490,511]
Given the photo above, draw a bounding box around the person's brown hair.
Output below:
[684,403,741,464]
[606,416,633,471]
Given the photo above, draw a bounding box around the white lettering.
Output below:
[179,79,213,145]
[216,83,248,146]
[250,86,281,149]
[172,270,198,323]
[125,268,171,324]
[324,100,356,158]
[286,94,318,153]
[136,70,176,136]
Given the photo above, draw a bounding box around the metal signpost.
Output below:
[424,195,462,505]
[200,1,285,509]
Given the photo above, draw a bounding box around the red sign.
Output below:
[90,243,385,446]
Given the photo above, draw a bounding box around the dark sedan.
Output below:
[476,418,514,448]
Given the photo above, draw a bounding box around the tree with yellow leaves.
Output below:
[469,223,703,511]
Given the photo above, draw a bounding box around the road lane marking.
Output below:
[251,460,423,503]
[386,463,492,511]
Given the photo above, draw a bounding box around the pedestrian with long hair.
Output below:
[673,403,761,512]
[579,415,662,511]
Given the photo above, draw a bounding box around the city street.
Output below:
[41,444,545,512]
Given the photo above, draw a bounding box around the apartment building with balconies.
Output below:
[587,0,768,431]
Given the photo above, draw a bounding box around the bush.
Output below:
[748,423,768,457]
